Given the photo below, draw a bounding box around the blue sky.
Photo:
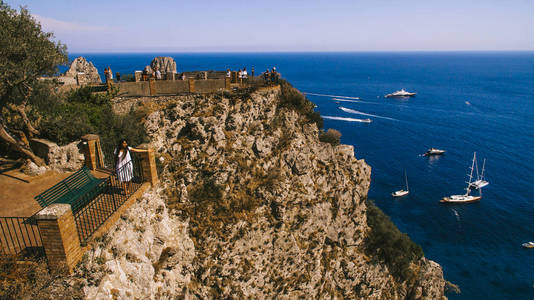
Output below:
[6,0,534,52]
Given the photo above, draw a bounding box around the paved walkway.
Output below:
[0,166,110,217]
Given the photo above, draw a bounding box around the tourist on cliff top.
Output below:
[181,73,186,80]
[155,68,162,80]
[242,67,248,81]
[251,67,255,78]
[263,69,270,85]
[103,67,109,83]
[116,72,121,82]
[114,139,148,194]
[226,69,231,78]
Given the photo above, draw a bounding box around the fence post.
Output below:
[137,145,158,186]
[81,134,102,171]
[189,79,195,93]
[149,78,156,96]
[35,204,83,273]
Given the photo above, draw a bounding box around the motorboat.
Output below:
[392,171,409,198]
[424,148,446,156]
[385,89,416,98]
[360,118,372,123]
[522,242,534,249]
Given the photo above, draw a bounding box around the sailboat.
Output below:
[440,152,482,204]
[470,155,489,189]
[392,171,409,197]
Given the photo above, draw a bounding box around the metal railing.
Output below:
[0,217,44,260]
[73,159,143,245]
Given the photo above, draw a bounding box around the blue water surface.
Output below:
[70,52,534,299]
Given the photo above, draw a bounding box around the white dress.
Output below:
[115,147,133,182]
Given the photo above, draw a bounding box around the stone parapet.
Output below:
[35,204,83,273]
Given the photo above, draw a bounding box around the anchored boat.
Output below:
[470,155,489,189]
[385,89,416,98]
[440,152,484,204]
[424,148,446,156]
[392,171,409,197]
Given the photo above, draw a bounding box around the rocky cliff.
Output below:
[65,84,446,299]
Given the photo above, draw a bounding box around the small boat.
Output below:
[469,155,489,189]
[522,242,534,249]
[360,118,372,123]
[385,89,416,98]
[392,171,409,197]
[440,152,483,204]
[424,148,446,156]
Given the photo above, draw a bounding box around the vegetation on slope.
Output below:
[365,200,424,282]
[30,85,148,151]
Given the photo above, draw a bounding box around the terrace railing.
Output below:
[73,158,143,245]
[0,217,44,260]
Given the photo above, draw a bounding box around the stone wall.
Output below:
[115,79,226,97]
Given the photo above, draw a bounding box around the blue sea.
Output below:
[71,52,534,299]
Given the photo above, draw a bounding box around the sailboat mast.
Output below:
[404,171,409,191]
[465,152,476,195]
[480,158,486,179]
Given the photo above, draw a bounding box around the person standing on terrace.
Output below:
[114,139,148,194]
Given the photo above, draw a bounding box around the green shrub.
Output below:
[365,200,423,282]
[29,84,147,148]
[278,80,323,129]
[319,128,341,146]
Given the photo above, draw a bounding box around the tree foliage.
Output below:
[0,1,67,164]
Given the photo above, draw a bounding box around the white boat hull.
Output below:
[470,180,489,189]
[440,195,481,204]
[392,190,409,197]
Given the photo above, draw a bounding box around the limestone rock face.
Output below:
[150,56,176,74]
[22,160,47,176]
[58,86,446,299]
[63,57,101,84]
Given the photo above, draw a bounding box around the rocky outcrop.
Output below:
[30,138,84,172]
[63,56,101,84]
[60,86,446,299]
[149,56,176,74]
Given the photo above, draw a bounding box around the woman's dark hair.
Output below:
[115,139,129,162]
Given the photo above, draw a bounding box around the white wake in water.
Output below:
[339,106,397,121]
[322,116,372,123]
[304,92,360,100]
[332,98,378,105]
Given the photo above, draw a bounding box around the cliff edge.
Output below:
[66,84,446,299]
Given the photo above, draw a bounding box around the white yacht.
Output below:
[392,171,409,197]
[522,242,534,249]
[424,148,446,156]
[385,89,416,98]
[440,152,483,204]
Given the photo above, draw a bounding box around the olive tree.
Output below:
[0,1,67,165]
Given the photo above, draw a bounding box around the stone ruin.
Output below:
[62,56,102,85]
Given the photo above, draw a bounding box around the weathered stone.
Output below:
[22,159,47,176]
[30,138,84,172]
[150,56,177,74]
[63,57,101,84]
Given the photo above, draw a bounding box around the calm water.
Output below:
[71,52,534,299]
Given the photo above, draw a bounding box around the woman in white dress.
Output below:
[114,139,148,193]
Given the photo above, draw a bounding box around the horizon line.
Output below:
[68,49,534,54]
